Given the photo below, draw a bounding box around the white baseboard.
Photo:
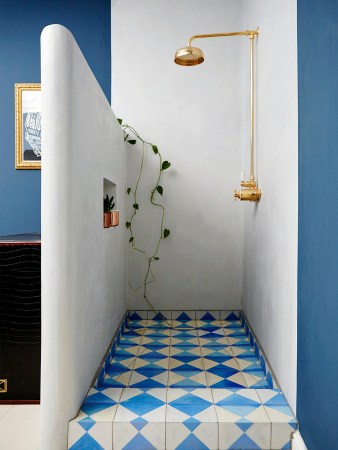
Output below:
[292,431,308,450]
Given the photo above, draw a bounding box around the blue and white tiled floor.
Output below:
[68,311,297,449]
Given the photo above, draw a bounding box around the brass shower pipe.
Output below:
[187,29,258,47]
[174,28,261,202]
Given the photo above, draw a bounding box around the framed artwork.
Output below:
[15,83,41,170]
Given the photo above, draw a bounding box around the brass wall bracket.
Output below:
[234,188,262,202]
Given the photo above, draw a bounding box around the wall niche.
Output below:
[103,178,119,228]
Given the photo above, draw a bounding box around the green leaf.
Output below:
[133,203,139,210]
[162,161,171,171]
[156,185,163,196]
[104,194,113,212]
[152,145,158,154]
[153,257,160,261]
[129,236,134,243]
[128,139,137,145]
[163,228,170,239]
[127,188,131,195]
[126,222,131,229]
[117,118,123,125]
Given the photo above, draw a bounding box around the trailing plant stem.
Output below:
[120,121,171,325]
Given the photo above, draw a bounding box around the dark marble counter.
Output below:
[0,233,41,245]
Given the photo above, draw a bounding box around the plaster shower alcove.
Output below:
[40,0,299,445]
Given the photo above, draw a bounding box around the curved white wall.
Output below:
[41,25,127,449]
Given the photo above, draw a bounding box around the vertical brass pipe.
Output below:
[249,34,255,182]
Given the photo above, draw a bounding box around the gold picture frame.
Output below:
[15,83,41,169]
[0,379,8,393]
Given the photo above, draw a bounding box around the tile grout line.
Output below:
[196,314,209,388]
[112,319,145,387]
[165,324,172,450]
[270,422,272,449]
[111,387,124,450]
[222,321,249,389]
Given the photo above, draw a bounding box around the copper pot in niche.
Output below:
[111,210,120,227]
[104,212,112,228]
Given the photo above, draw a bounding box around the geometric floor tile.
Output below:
[212,388,262,406]
[68,421,113,450]
[168,370,208,389]
[166,400,217,423]
[129,311,148,320]
[102,371,132,388]
[245,423,271,449]
[215,402,270,425]
[166,422,218,450]
[206,370,247,389]
[169,357,204,371]
[271,423,296,450]
[218,422,271,450]
[113,422,166,449]
[196,311,221,321]
[203,356,240,371]
[120,387,167,403]
[242,371,271,389]
[218,423,247,450]
[172,311,196,321]
[129,370,169,389]
[114,403,166,423]
[167,388,213,404]
[69,311,297,450]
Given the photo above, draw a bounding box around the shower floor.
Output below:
[68,311,297,449]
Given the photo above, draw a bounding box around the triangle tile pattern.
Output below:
[68,311,297,449]
[69,432,105,450]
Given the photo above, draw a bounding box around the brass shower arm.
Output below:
[188,29,259,47]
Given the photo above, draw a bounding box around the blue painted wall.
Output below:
[0,0,111,236]
[298,1,338,449]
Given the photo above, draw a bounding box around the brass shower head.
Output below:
[174,46,204,66]
[174,29,259,67]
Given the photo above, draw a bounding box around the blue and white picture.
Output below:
[15,84,41,169]
[23,112,41,161]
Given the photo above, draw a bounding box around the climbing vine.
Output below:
[118,118,171,314]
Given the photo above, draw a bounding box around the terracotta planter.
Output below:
[104,212,112,228]
[111,210,120,227]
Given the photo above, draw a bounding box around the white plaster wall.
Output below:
[111,0,298,412]
[112,0,247,311]
[41,25,127,449]
[241,0,298,411]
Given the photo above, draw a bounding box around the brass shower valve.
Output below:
[234,187,262,202]
[241,180,257,189]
